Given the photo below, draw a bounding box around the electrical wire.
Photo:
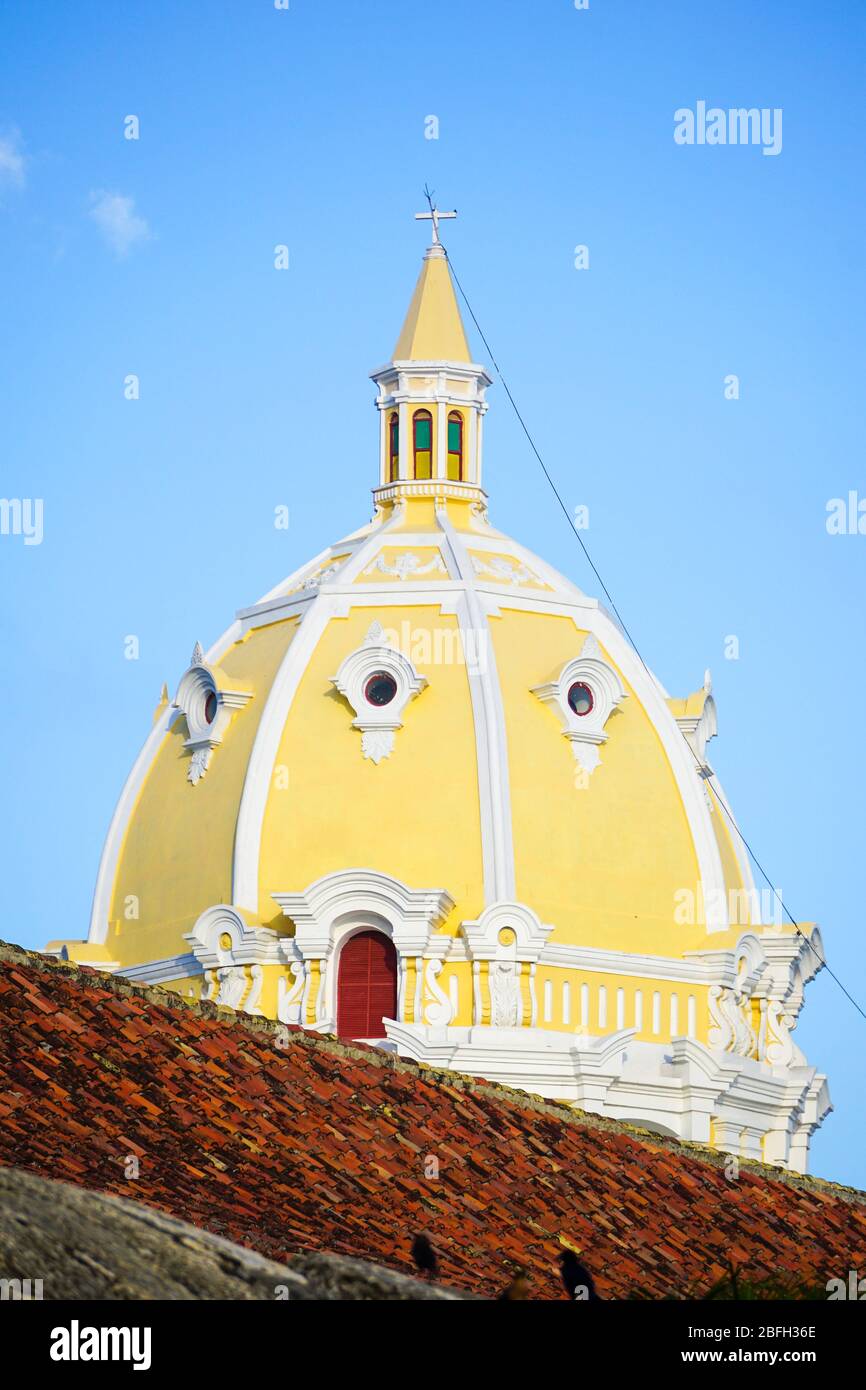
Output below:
[440,234,865,1023]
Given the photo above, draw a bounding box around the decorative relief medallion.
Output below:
[471,553,544,587]
[362,551,448,581]
[300,557,346,591]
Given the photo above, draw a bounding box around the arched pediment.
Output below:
[461,901,554,963]
[273,868,455,957]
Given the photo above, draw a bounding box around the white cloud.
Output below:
[89,190,150,258]
[0,129,26,189]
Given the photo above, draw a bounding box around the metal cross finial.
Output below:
[415,186,457,246]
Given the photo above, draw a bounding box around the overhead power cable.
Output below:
[441,239,865,1024]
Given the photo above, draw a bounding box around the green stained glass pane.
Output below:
[448,419,461,452]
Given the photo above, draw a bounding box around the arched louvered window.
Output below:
[413,409,433,480]
[447,411,463,481]
[388,412,399,483]
[337,930,398,1040]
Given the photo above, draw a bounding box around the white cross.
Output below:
[415,202,457,246]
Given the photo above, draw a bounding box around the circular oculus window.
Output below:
[567,681,594,717]
[204,690,218,724]
[364,671,398,707]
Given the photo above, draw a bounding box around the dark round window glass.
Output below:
[364,671,397,707]
[567,681,593,717]
[204,690,218,724]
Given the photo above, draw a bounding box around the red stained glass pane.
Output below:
[567,681,593,717]
[364,672,397,707]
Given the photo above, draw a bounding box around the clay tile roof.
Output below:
[1,940,864,1300]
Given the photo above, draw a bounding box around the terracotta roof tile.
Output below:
[0,942,864,1299]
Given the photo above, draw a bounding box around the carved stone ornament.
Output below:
[674,669,718,771]
[300,557,346,591]
[471,554,542,587]
[173,644,252,784]
[277,960,306,1025]
[531,632,626,775]
[461,901,553,1029]
[490,960,520,1027]
[363,551,448,580]
[186,905,282,1017]
[423,958,455,1027]
[765,1001,806,1068]
[214,966,248,1010]
[707,985,757,1059]
[330,621,427,764]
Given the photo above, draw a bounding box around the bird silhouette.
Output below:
[411,1233,438,1280]
[559,1248,600,1301]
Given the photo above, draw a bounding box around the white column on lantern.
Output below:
[398,398,410,481]
[468,405,478,485]
[378,404,388,485]
[435,374,447,479]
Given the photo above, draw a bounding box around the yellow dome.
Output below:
[50,223,828,1173]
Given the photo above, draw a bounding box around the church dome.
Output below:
[49,215,829,1173]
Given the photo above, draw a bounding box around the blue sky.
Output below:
[1,0,864,1186]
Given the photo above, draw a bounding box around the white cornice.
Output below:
[504,937,758,986]
[113,953,202,985]
[371,359,492,389]
[383,1022,829,1171]
[372,479,487,506]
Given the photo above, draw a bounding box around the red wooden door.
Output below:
[337,931,398,1040]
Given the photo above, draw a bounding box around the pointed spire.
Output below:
[393,248,472,363]
[371,204,491,498]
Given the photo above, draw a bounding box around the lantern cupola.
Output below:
[370,206,492,504]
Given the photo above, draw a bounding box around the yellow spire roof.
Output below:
[393,247,472,363]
